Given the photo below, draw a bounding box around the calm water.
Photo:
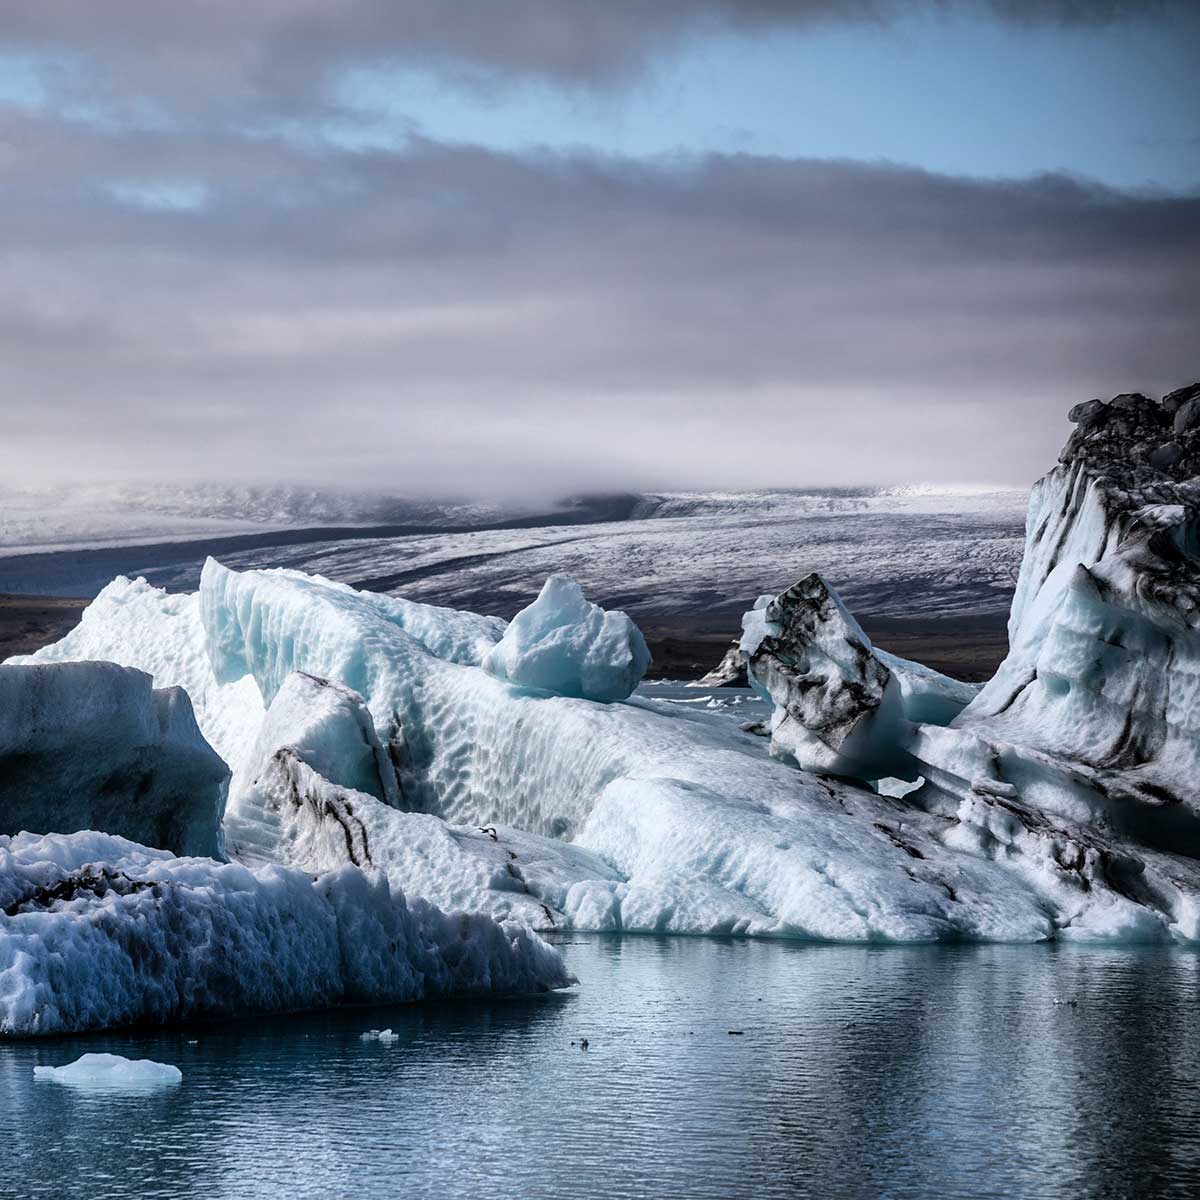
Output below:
[3,937,1198,1200]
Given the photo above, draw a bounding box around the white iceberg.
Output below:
[34,1052,182,1089]
[0,661,228,858]
[481,573,650,702]
[8,554,1194,944]
[0,829,573,1036]
[197,557,1147,941]
[360,1028,399,1043]
[5,577,267,798]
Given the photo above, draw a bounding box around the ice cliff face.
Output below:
[925,388,1200,823]
[0,662,228,858]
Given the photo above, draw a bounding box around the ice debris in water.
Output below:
[482,573,650,702]
[34,1053,182,1088]
[360,1028,399,1043]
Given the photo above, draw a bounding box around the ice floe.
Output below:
[34,1053,182,1089]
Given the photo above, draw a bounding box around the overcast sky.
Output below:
[1,1,1197,496]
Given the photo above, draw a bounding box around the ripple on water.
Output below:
[1,936,1198,1200]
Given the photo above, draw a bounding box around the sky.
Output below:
[1,1,1198,496]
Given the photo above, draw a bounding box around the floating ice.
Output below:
[904,393,1200,940]
[0,661,228,857]
[197,557,1149,941]
[0,830,573,1036]
[34,1053,182,1089]
[360,1028,399,1044]
[481,573,650,702]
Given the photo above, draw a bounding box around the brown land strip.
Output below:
[0,595,87,660]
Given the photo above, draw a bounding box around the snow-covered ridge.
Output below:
[0,482,525,556]
[633,485,1025,522]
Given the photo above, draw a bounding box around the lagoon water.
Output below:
[3,936,1198,1200]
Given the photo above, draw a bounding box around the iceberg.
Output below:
[0,661,228,858]
[736,387,1200,940]
[0,829,572,1036]
[5,577,267,797]
[360,1028,399,1044]
[899,390,1200,937]
[192,557,1127,940]
[481,573,650,702]
[34,1053,182,1089]
[9,384,1200,947]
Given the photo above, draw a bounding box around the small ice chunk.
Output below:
[34,1053,182,1089]
[360,1028,399,1043]
[482,574,650,702]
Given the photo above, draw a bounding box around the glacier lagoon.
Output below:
[4,935,1199,1200]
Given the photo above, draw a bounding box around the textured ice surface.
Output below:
[227,670,627,927]
[733,392,1200,942]
[34,1053,181,1088]
[903,457,1200,940]
[908,393,1200,858]
[482,574,649,702]
[0,661,228,857]
[0,830,572,1036]
[195,557,1197,941]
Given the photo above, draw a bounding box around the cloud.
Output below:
[3,0,1182,115]
[0,101,1195,493]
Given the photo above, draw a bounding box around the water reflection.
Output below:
[1,938,1197,1199]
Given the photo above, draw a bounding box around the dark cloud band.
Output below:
[0,100,1195,491]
